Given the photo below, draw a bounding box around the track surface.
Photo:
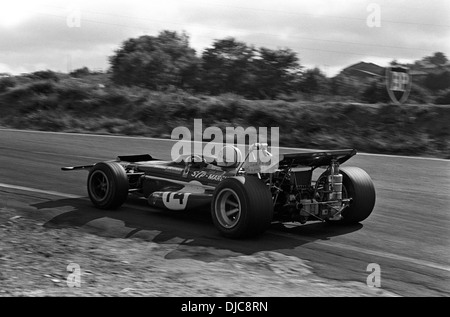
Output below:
[0,129,449,296]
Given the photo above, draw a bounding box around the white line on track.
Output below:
[0,182,152,213]
[271,230,450,272]
[1,128,449,162]
[1,181,449,273]
[0,146,106,161]
[0,183,82,199]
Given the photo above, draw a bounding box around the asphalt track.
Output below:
[0,128,449,296]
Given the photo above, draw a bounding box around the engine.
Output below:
[267,161,345,223]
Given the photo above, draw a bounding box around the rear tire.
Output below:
[87,162,129,209]
[339,166,376,224]
[211,176,273,238]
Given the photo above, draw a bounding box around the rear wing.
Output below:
[278,149,357,168]
[116,154,155,162]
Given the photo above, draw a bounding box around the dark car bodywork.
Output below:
[63,145,375,238]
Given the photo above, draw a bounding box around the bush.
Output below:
[1,73,449,159]
[362,82,390,103]
[424,71,450,91]
[57,85,92,101]
[19,95,59,114]
[29,81,56,95]
[28,70,59,82]
[0,85,38,107]
[70,67,91,78]
[435,90,450,105]
[0,77,16,93]
[408,83,432,104]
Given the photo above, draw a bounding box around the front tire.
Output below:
[211,176,273,238]
[87,162,129,209]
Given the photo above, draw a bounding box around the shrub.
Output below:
[70,67,91,78]
[408,83,432,104]
[362,82,390,103]
[29,81,56,95]
[57,85,91,101]
[0,77,16,93]
[0,85,38,106]
[19,95,59,114]
[28,70,59,82]
[424,71,450,91]
[435,89,450,105]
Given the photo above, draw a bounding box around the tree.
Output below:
[389,59,398,66]
[424,52,448,66]
[253,48,302,99]
[300,68,329,94]
[200,38,303,98]
[109,31,200,90]
[70,67,91,77]
[200,37,257,96]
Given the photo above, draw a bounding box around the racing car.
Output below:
[62,144,376,238]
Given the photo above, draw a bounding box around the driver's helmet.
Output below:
[216,145,243,168]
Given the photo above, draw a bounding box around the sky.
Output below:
[0,0,449,77]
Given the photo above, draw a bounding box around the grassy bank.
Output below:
[0,76,449,159]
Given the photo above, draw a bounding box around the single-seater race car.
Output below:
[62,144,375,238]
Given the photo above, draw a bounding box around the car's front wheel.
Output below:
[87,162,129,209]
[211,176,273,238]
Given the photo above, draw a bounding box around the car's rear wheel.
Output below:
[338,166,376,224]
[211,176,273,238]
[87,162,129,209]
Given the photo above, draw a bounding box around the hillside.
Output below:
[0,72,449,159]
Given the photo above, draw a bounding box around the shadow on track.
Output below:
[32,196,363,262]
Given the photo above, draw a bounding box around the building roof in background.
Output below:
[337,61,385,79]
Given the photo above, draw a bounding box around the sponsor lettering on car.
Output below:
[190,170,228,182]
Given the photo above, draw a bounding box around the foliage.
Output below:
[70,67,93,77]
[408,83,433,104]
[107,30,449,102]
[1,73,449,158]
[423,52,448,66]
[27,70,60,82]
[109,31,200,90]
[200,37,256,97]
[299,68,329,94]
[361,81,390,103]
[253,48,302,99]
[424,71,450,91]
[0,77,16,93]
[200,38,303,99]
[435,89,450,105]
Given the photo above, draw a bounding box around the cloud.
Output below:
[0,0,448,76]
[173,0,450,73]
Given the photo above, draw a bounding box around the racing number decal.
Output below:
[166,192,185,205]
[162,192,190,211]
